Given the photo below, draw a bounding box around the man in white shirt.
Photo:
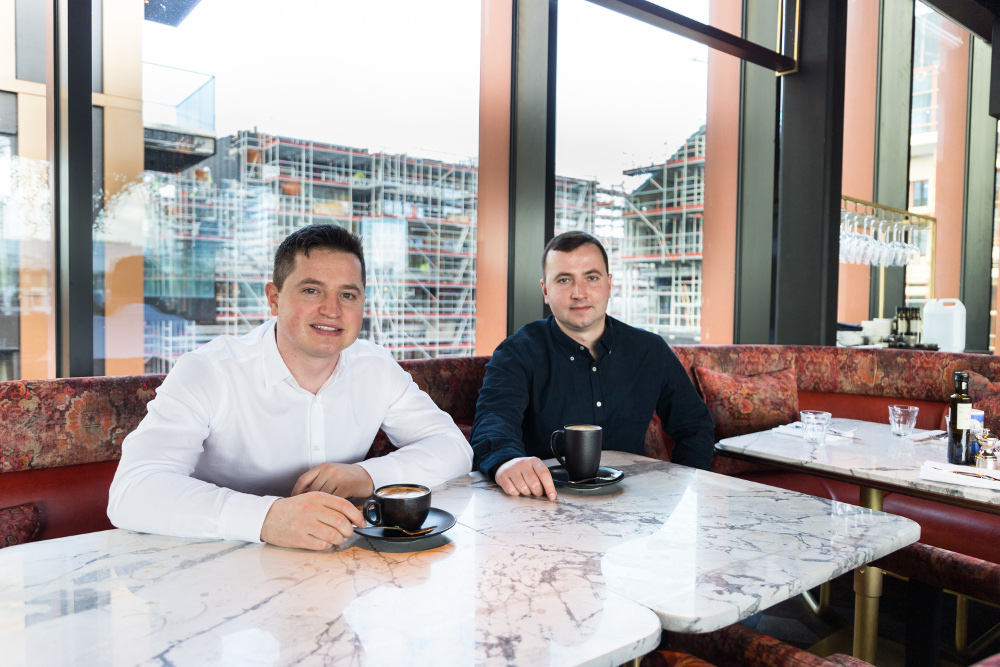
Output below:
[108,225,473,550]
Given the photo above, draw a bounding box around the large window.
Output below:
[83,0,482,375]
[905,1,970,307]
[554,0,732,344]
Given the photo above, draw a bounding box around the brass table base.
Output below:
[854,487,885,663]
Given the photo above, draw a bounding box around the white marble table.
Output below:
[716,418,1000,514]
[716,418,988,662]
[0,452,919,666]
[0,527,659,667]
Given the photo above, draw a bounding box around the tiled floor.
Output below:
[758,572,1000,666]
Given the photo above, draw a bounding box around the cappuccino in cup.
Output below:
[364,483,431,531]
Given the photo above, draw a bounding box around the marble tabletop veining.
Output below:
[717,418,1000,510]
[0,451,919,666]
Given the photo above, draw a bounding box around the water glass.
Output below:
[800,410,832,444]
[888,405,919,437]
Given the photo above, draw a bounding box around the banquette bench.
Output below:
[0,357,488,546]
[668,345,1000,564]
[3,345,1000,565]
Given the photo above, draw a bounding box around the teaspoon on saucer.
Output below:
[380,525,437,536]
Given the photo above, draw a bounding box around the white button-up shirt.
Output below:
[108,319,473,543]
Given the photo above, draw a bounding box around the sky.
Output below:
[143,0,710,188]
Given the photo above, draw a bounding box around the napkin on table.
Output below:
[919,460,1000,491]
[773,422,853,442]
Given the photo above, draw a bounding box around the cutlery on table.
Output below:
[915,433,947,442]
[931,466,1000,483]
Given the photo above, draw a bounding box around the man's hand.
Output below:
[495,457,557,500]
[291,462,375,498]
[260,492,366,550]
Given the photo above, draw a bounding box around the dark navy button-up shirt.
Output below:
[471,315,715,479]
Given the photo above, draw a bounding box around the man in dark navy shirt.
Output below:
[471,231,715,499]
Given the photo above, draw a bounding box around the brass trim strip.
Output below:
[776,0,801,77]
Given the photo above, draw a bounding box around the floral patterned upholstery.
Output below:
[968,372,1000,436]
[0,502,42,548]
[642,651,718,667]
[397,356,489,422]
[872,542,1000,607]
[664,623,869,667]
[0,375,163,473]
[672,345,1000,403]
[694,365,799,440]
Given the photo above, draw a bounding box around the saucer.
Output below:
[548,465,625,489]
[354,507,456,542]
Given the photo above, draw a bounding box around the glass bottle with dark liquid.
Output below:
[948,371,973,465]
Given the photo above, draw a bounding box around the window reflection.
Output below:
[555,0,710,344]
[92,0,482,373]
[906,2,971,306]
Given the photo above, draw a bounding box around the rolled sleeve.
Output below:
[361,362,473,489]
[471,342,533,479]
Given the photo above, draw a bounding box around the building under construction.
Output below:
[143,127,707,370]
[144,130,478,369]
[617,126,705,343]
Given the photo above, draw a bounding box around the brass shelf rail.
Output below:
[840,195,937,318]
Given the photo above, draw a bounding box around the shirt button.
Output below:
[592,367,596,372]
[579,346,585,351]
[313,446,319,451]
[570,356,575,361]
[596,401,602,407]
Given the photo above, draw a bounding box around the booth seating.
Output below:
[4,344,1000,564]
[0,357,489,545]
[668,345,1000,565]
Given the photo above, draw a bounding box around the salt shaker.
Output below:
[976,436,998,470]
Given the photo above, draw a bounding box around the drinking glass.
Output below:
[888,405,919,437]
[800,410,832,444]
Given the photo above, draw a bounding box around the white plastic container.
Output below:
[922,298,966,352]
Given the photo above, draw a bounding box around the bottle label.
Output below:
[955,403,972,429]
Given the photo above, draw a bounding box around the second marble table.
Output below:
[437,451,919,634]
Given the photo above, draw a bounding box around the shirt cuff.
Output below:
[479,446,528,482]
[218,492,281,543]
[355,456,404,493]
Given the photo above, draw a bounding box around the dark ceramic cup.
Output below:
[363,484,431,531]
[550,424,602,481]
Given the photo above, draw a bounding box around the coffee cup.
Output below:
[550,424,602,481]
[363,484,431,531]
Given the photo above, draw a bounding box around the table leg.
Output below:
[854,487,885,663]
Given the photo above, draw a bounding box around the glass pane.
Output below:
[0,89,54,380]
[98,0,480,372]
[991,130,999,352]
[556,0,725,343]
[906,1,971,307]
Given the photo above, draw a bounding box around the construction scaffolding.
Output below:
[143,131,478,369]
[618,126,705,343]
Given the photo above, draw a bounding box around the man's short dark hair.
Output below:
[542,231,609,276]
[272,224,366,290]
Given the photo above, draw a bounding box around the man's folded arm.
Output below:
[656,346,716,471]
[360,363,474,490]
[107,355,278,543]
[470,346,533,479]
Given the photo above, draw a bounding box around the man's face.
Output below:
[541,243,612,337]
[265,249,366,370]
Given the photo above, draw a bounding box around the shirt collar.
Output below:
[546,314,616,358]
[261,318,349,391]
[262,318,293,388]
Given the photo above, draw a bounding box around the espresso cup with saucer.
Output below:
[363,484,431,532]
[550,424,602,482]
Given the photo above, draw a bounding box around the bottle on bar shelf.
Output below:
[948,371,973,465]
